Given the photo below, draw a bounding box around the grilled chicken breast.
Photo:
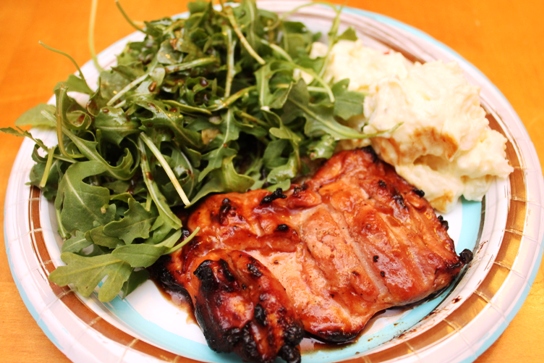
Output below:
[154,147,472,363]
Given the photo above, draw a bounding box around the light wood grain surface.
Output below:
[1,1,543,362]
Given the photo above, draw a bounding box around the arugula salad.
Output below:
[3,0,372,302]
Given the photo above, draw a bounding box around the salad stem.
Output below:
[89,0,104,73]
[55,86,78,159]
[163,57,218,74]
[107,73,149,106]
[290,63,335,102]
[260,39,293,61]
[208,86,256,112]
[166,227,201,254]
[223,26,236,97]
[115,0,144,32]
[139,133,191,206]
[39,146,57,189]
[137,137,183,229]
[225,7,266,66]
[38,42,91,90]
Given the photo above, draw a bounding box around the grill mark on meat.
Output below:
[296,244,350,323]
[247,260,263,278]
[326,212,395,322]
[355,209,420,301]
[392,191,406,209]
[348,184,442,302]
[316,179,407,303]
[247,248,360,341]
[293,244,359,340]
[379,213,433,293]
[254,304,267,326]
[350,157,453,297]
[297,206,380,325]
[312,204,389,301]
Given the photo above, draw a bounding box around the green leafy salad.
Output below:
[3,0,373,302]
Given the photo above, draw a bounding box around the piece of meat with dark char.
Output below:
[155,147,472,362]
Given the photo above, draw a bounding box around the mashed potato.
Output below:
[318,40,513,213]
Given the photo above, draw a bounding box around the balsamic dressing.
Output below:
[151,278,198,326]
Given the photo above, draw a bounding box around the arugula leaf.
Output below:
[306,134,337,160]
[191,154,254,204]
[28,145,64,200]
[55,161,116,234]
[266,153,298,185]
[121,269,150,297]
[61,231,92,253]
[137,99,203,149]
[14,104,57,128]
[198,109,240,182]
[103,197,157,245]
[263,139,289,168]
[94,106,140,146]
[337,27,358,42]
[286,80,370,140]
[63,127,138,181]
[59,74,94,95]
[331,79,365,120]
[49,252,133,302]
[86,226,123,249]
[112,244,166,268]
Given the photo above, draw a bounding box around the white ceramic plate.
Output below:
[4,2,544,362]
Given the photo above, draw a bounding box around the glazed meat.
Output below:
[155,147,471,363]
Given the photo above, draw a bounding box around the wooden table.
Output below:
[1,1,542,362]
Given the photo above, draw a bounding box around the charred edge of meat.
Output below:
[279,344,301,363]
[412,187,425,197]
[247,260,263,278]
[261,188,287,205]
[446,249,474,270]
[361,145,379,163]
[306,329,359,345]
[283,322,304,345]
[192,256,303,363]
[378,180,387,188]
[437,215,449,230]
[148,255,187,295]
[279,323,303,363]
[254,304,267,326]
[225,327,242,347]
[192,259,246,354]
[194,259,236,292]
[459,249,474,264]
[241,323,260,361]
[276,224,289,232]
[218,198,232,224]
